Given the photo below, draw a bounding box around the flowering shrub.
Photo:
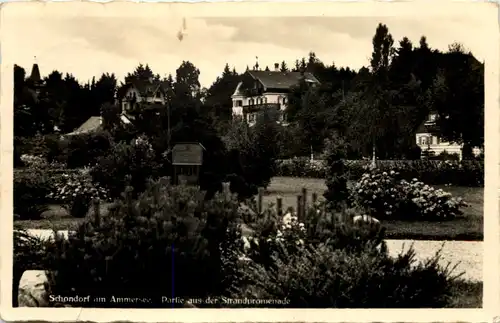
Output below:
[48,173,110,218]
[91,136,160,199]
[20,154,48,168]
[265,211,306,249]
[352,170,468,220]
[276,159,483,187]
[231,202,460,308]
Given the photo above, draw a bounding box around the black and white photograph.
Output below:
[1,0,498,319]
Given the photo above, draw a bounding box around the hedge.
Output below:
[275,158,484,187]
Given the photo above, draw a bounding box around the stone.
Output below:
[353,215,380,228]
[18,270,50,307]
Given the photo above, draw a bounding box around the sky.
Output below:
[0,1,492,88]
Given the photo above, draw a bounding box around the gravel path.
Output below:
[22,230,483,282]
[385,239,483,282]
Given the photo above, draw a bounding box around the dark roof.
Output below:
[247,70,320,90]
[29,64,41,82]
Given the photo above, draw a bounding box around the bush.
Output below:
[351,169,468,220]
[49,172,110,218]
[323,136,351,210]
[13,229,53,307]
[275,157,327,178]
[44,178,244,307]
[14,168,53,220]
[91,136,160,199]
[66,131,113,169]
[232,202,460,308]
[234,243,459,308]
[275,159,483,187]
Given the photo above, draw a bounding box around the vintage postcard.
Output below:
[0,0,498,322]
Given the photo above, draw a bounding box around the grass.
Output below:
[263,177,483,241]
[14,176,483,241]
[447,280,483,308]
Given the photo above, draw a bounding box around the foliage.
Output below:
[66,131,113,169]
[323,136,351,210]
[14,168,54,220]
[48,172,110,218]
[232,202,460,308]
[222,117,280,198]
[13,229,53,307]
[91,136,159,199]
[275,157,327,179]
[44,178,244,307]
[234,242,459,308]
[275,159,483,187]
[351,169,468,220]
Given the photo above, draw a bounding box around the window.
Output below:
[436,137,441,145]
[264,97,268,104]
[235,100,243,107]
[249,98,255,105]
[282,97,287,105]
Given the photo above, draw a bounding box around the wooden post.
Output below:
[276,196,283,216]
[222,182,231,201]
[296,195,303,222]
[301,187,307,213]
[312,192,318,204]
[93,198,101,227]
[258,187,264,214]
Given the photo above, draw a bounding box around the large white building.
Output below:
[231,64,320,126]
[415,112,481,159]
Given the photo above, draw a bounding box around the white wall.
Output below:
[122,87,165,112]
[415,133,481,159]
[232,92,288,115]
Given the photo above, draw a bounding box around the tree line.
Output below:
[14,23,484,160]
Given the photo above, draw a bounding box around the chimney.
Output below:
[274,63,279,72]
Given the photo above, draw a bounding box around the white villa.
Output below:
[415,112,481,159]
[231,64,320,126]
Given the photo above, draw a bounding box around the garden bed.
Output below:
[263,177,483,241]
[14,177,484,241]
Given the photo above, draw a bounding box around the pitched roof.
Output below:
[232,82,244,97]
[29,64,41,82]
[120,79,165,98]
[65,116,102,136]
[247,70,320,90]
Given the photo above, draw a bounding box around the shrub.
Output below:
[66,131,113,169]
[323,136,351,210]
[44,178,244,307]
[48,172,110,218]
[13,229,53,307]
[351,169,468,220]
[276,159,483,187]
[14,168,53,220]
[275,157,327,178]
[233,242,460,308]
[232,202,460,308]
[91,136,160,199]
[223,118,279,198]
[239,200,386,278]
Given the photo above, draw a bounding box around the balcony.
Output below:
[242,103,281,113]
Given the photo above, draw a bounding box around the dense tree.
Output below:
[13,22,484,164]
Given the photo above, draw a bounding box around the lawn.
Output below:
[263,177,483,241]
[14,176,483,241]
